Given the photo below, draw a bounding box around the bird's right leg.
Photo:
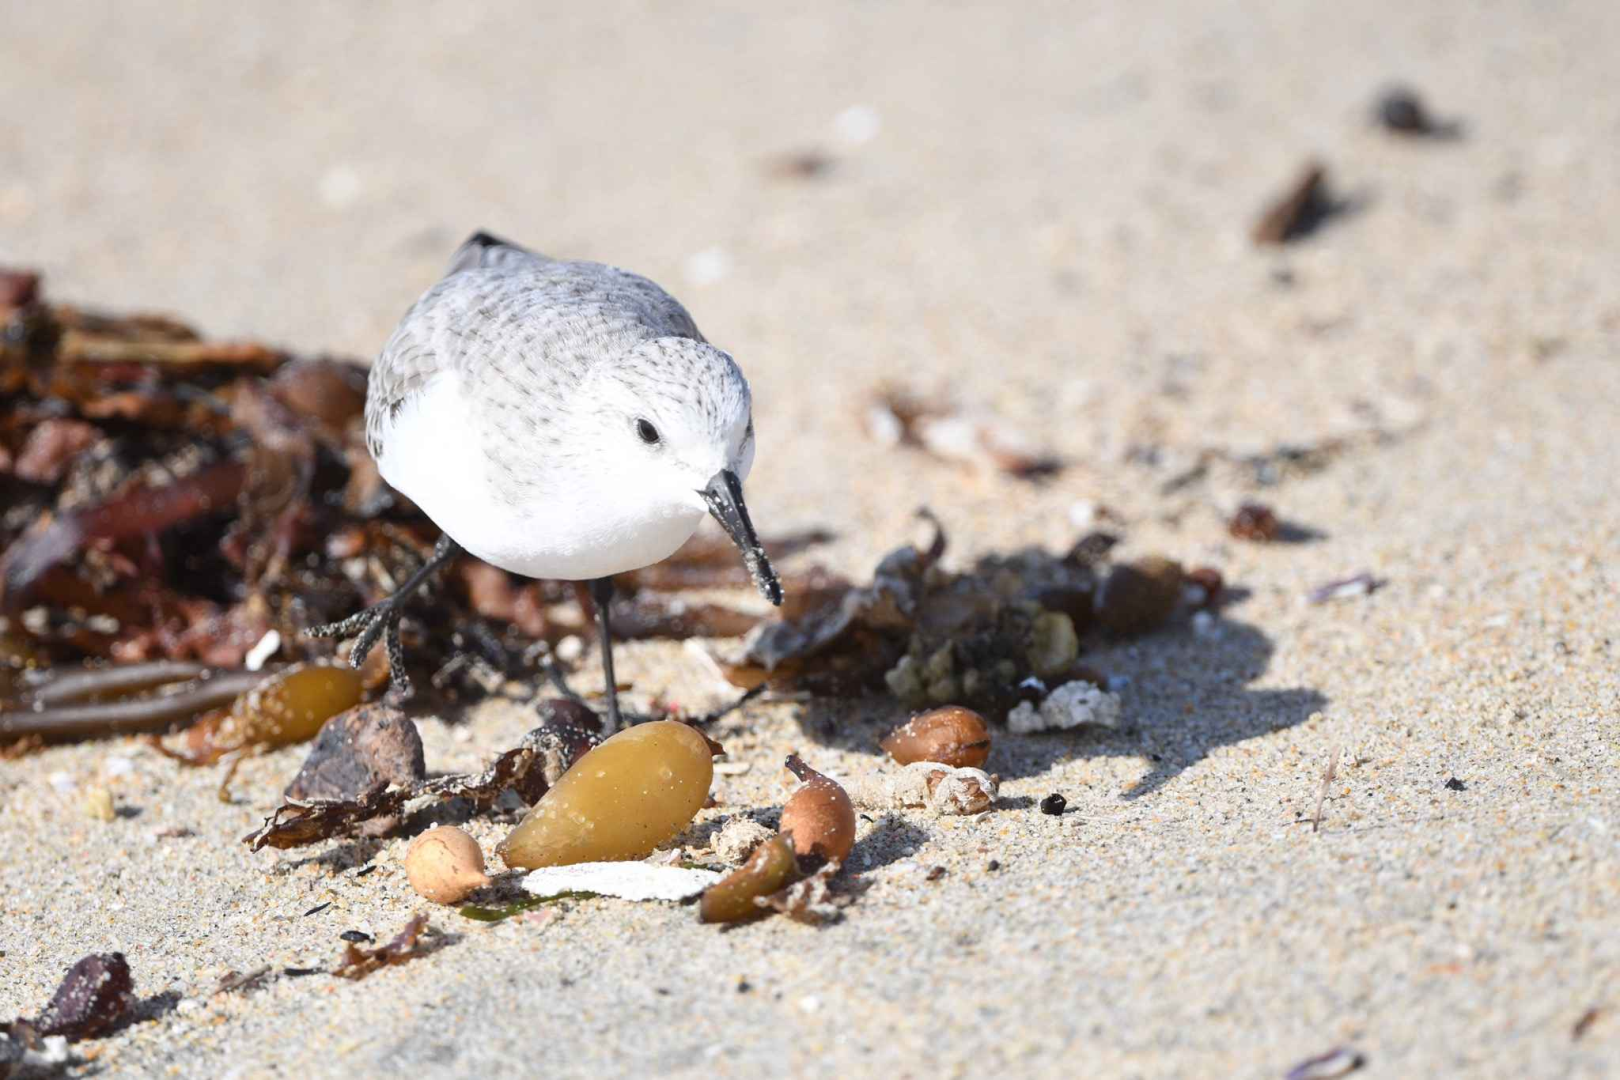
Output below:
[308,533,461,701]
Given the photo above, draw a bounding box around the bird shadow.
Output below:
[789,609,1324,802]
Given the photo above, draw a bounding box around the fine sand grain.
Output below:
[2,2,1617,1076]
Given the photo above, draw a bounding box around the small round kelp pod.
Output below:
[779,754,855,864]
[227,663,365,749]
[699,834,799,924]
[498,720,715,870]
[880,706,991,769]
[405,825,491,905]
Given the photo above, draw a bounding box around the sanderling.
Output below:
[311,231,781,728]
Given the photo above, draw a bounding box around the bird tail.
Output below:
[446,230,551,275]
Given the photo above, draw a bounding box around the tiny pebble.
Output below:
[1040,793,1067,816]
[48,771,75,794]
[244,629,281,672]
[832,104,881,145]
[1445,777,1467,791]
[103,756,134,779]
[83,786,115,822]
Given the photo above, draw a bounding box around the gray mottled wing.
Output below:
[364,232,704,460]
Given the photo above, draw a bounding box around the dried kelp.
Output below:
[724,512,1132,715]
[243,706,599,850]
[332,914,432,980]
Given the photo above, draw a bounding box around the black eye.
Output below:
[636,418,660,444]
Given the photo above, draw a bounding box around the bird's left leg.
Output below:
[587,576,624,733]
[308,533,461,701]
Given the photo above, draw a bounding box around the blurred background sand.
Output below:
[2,2,1617,1076]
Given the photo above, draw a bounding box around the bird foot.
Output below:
[307,598,413,702]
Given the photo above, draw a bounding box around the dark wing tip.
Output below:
[464,229,512,250]
[446,230,544,275]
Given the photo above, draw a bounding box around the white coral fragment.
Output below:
[1006,679,1122,734]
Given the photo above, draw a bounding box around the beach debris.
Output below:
[81,785,115,821]
[761,861,847,924]
[12,419,100,484]
[1006,679,1123,735]
[243,713,596,850]
[1095,557,1184,636]
[16,952,135,1042]
[285,703,425,834]
[340,931,374,944]
[498,720,716,869]
[405,826,491,905]
[700,834,800,924]
[0,666,268,742]
[1444,777,1467,792]
[522,861,721,902]
[1311,745,1342,833]
[1284,1046,1365,1080]
[1184,566,1225,609]
[1572,1006,1604,1040]
[156,662,363,767]
[881,706,992,768]
[1252,160,1338,245]
[729,512,1114,713]
[833,104,882,145]
[213,967,274,996]
[1228,501,1281,542]
[1039,793,1067,816]
[780,753,856,864]
[765,149,835,180]
[854,762,998,815]
[0,1033,69,1078]
[1373,85,1458,138]
[1306,572,1381,604]
[712,816,776,865]
[865,386,1062,479]
[332,913,431,980]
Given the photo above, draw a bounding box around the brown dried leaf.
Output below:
[332,913,430,980]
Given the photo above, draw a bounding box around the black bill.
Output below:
[699,469,783,607]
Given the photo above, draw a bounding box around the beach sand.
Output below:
[2,2,1617,1075]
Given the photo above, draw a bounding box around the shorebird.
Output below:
[311,231,780,729]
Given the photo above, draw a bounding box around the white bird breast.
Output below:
[376,372,707,580]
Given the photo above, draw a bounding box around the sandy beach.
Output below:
[2,2,1617,1076]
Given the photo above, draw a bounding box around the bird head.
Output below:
[587,337,780,605]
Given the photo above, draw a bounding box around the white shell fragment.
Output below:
[1006,680,1122,734]
[520,862,721,902]
[712,817,775,865]
[852,762,998,815]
